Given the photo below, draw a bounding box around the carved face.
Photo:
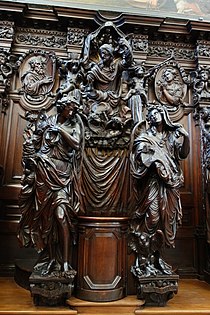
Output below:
[100,48,113,66]
[148,108,162,125]
[200,70,209,82]
[163,69,175,82]
[34,61,45,75]
[61,102,77,119]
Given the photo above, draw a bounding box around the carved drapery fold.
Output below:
[81,147,134,215]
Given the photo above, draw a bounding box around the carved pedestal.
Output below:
[29,269,77,306]
[76,216,129,302]
[136,274,179,306]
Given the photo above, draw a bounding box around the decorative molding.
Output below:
[15,28,66,49]
[132,34,148,53]
[196,40,210,59]
[0,21,14,40]
[148,41,195,60]
[67,27,89,47]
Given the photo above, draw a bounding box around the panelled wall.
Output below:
[0,2,209,292]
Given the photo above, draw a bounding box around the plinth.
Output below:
[29,269,77,306]
[136,274,179,306]
[76,216,129,302]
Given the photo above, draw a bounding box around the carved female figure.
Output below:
[157,67,185,108]
[86,42,132,104]
[18,95,83,275]
[130,105,190,247]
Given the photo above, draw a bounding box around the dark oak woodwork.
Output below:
[76,216,128,301]
[0,0,209,304]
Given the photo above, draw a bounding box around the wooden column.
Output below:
[75,216,129,302]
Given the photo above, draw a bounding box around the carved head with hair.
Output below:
[146,104,181,132]
[56,94,80,114]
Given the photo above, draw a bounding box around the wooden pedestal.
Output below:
[75,216,129,302]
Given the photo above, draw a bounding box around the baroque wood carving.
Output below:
[15,20,194,306]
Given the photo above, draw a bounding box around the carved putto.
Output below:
[193,66,210,100]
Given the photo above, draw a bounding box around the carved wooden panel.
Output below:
[76,217,128,301]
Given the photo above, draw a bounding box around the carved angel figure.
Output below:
[130,104,190,248]
[17,94,83,276]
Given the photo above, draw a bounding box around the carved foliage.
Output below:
[0,21,14,40]
[0,48,16,112]
[200,108,210,185]
[0,48,16,92]
[148,41,195,60]
[196,40,210,58]
[67,27,89,47]
[15,28,66,49]
[132,34,148,53]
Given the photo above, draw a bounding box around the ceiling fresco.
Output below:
[2,0,210,21]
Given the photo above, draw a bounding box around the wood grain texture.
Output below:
[0,278,210,315]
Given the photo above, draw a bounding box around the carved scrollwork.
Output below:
[0,21,14,39]
[0,48,15,90]
[132,34,148,53]
[15,28,66,49]
[148,41,195,60]
[17,50,56,110]
[67,27,89,47]
[196,40,210,58]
